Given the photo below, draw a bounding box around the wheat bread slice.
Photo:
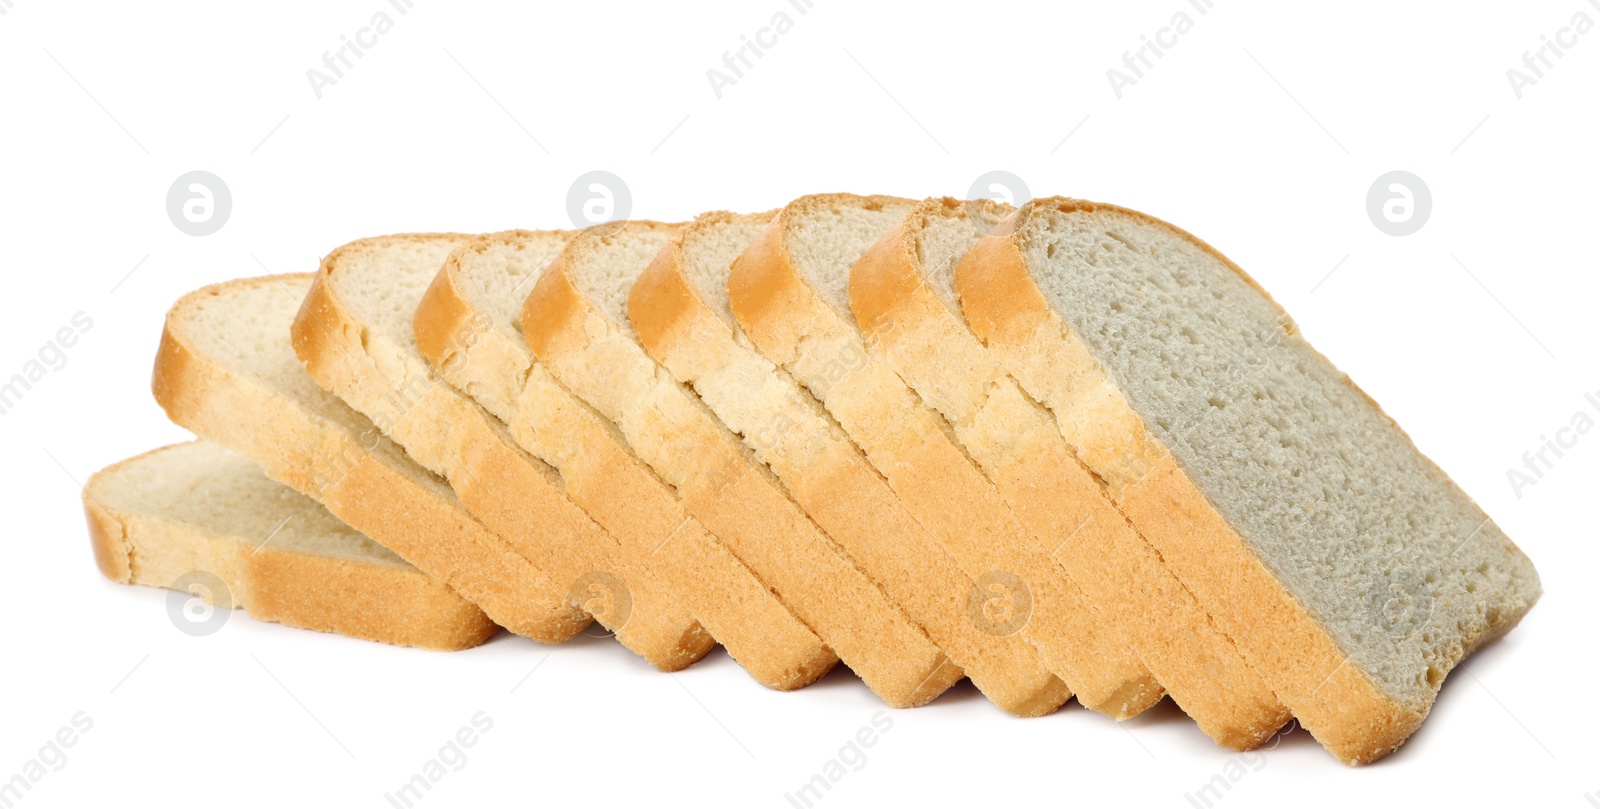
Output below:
[726,193,1162,719]
[628,211,1070,716]
[415,230,838,691]
[86,440,497,650]
[955,197,1542,763]
[522,220,962,707]
[152,274,589,642]
[850,197,1291,747]
[291,234,712,671]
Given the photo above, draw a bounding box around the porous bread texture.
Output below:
[418,230,838,690]
[85,441,496,650]
[1020,200,1539,702]
[956,198,1541,763]
[851,197,1290,748]
[628,211,1071,717]
[152,274,588,642]
[521,221,963,708]
[726,194,1163,719]
[292,234,714,671]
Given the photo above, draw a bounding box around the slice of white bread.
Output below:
[628,211,1070,717]
[955,198,1541,763]
[850,197,1290,747]
[86,440,497,650]
[291,234,713,671]
[415,230,838,691]
[521,221,964,707]
[727,194,1162,719]
[152,274,590,642]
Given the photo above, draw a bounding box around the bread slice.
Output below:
[956,197,1541,763]
[86,440,497,650]
[850,197,1291,747]
[521,221,963,707]
[414,230,838,691]
[291,234,713,671]
[629,211,1071,717]
[152,274,589,642]
[727,194,1162,719]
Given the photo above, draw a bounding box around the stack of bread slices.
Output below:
[84,194,1540,764]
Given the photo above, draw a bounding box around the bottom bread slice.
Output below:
[152,274,590,642]
[86,441,497,650]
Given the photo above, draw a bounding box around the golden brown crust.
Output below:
[295,235,715,670]
[852,199,1291,748]
[522,225,962,708]
[85,495,132,584]
[727,195,1166,719]
[955,199,1427,763]
[152,274,588,643]
[418,231,841,690]
[628,214,1072,717]
[84,442,496,651]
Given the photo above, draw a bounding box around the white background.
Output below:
[2,0,1595,806]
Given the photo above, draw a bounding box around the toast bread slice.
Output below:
[628,210,1070,716]
[954,197,1541,763]
[414,229,838,690]
[727,193,1162,718]
[86,440,497,650]
[849,197,1291,746]
[291,234,712,671]
[151,274,588,641]
[521,220,962,708]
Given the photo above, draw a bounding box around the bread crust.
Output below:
[521,223,963,708]
[850,198,1292,748]
[727,195,1164,719]
[85,442,497,651]
[955,199,1434,763]
[294,234,715,670]
[628,212,1072,717]
[152,274,587,643]
[415,230,840,690]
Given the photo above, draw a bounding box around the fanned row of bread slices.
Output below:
[84,194,1540,764]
